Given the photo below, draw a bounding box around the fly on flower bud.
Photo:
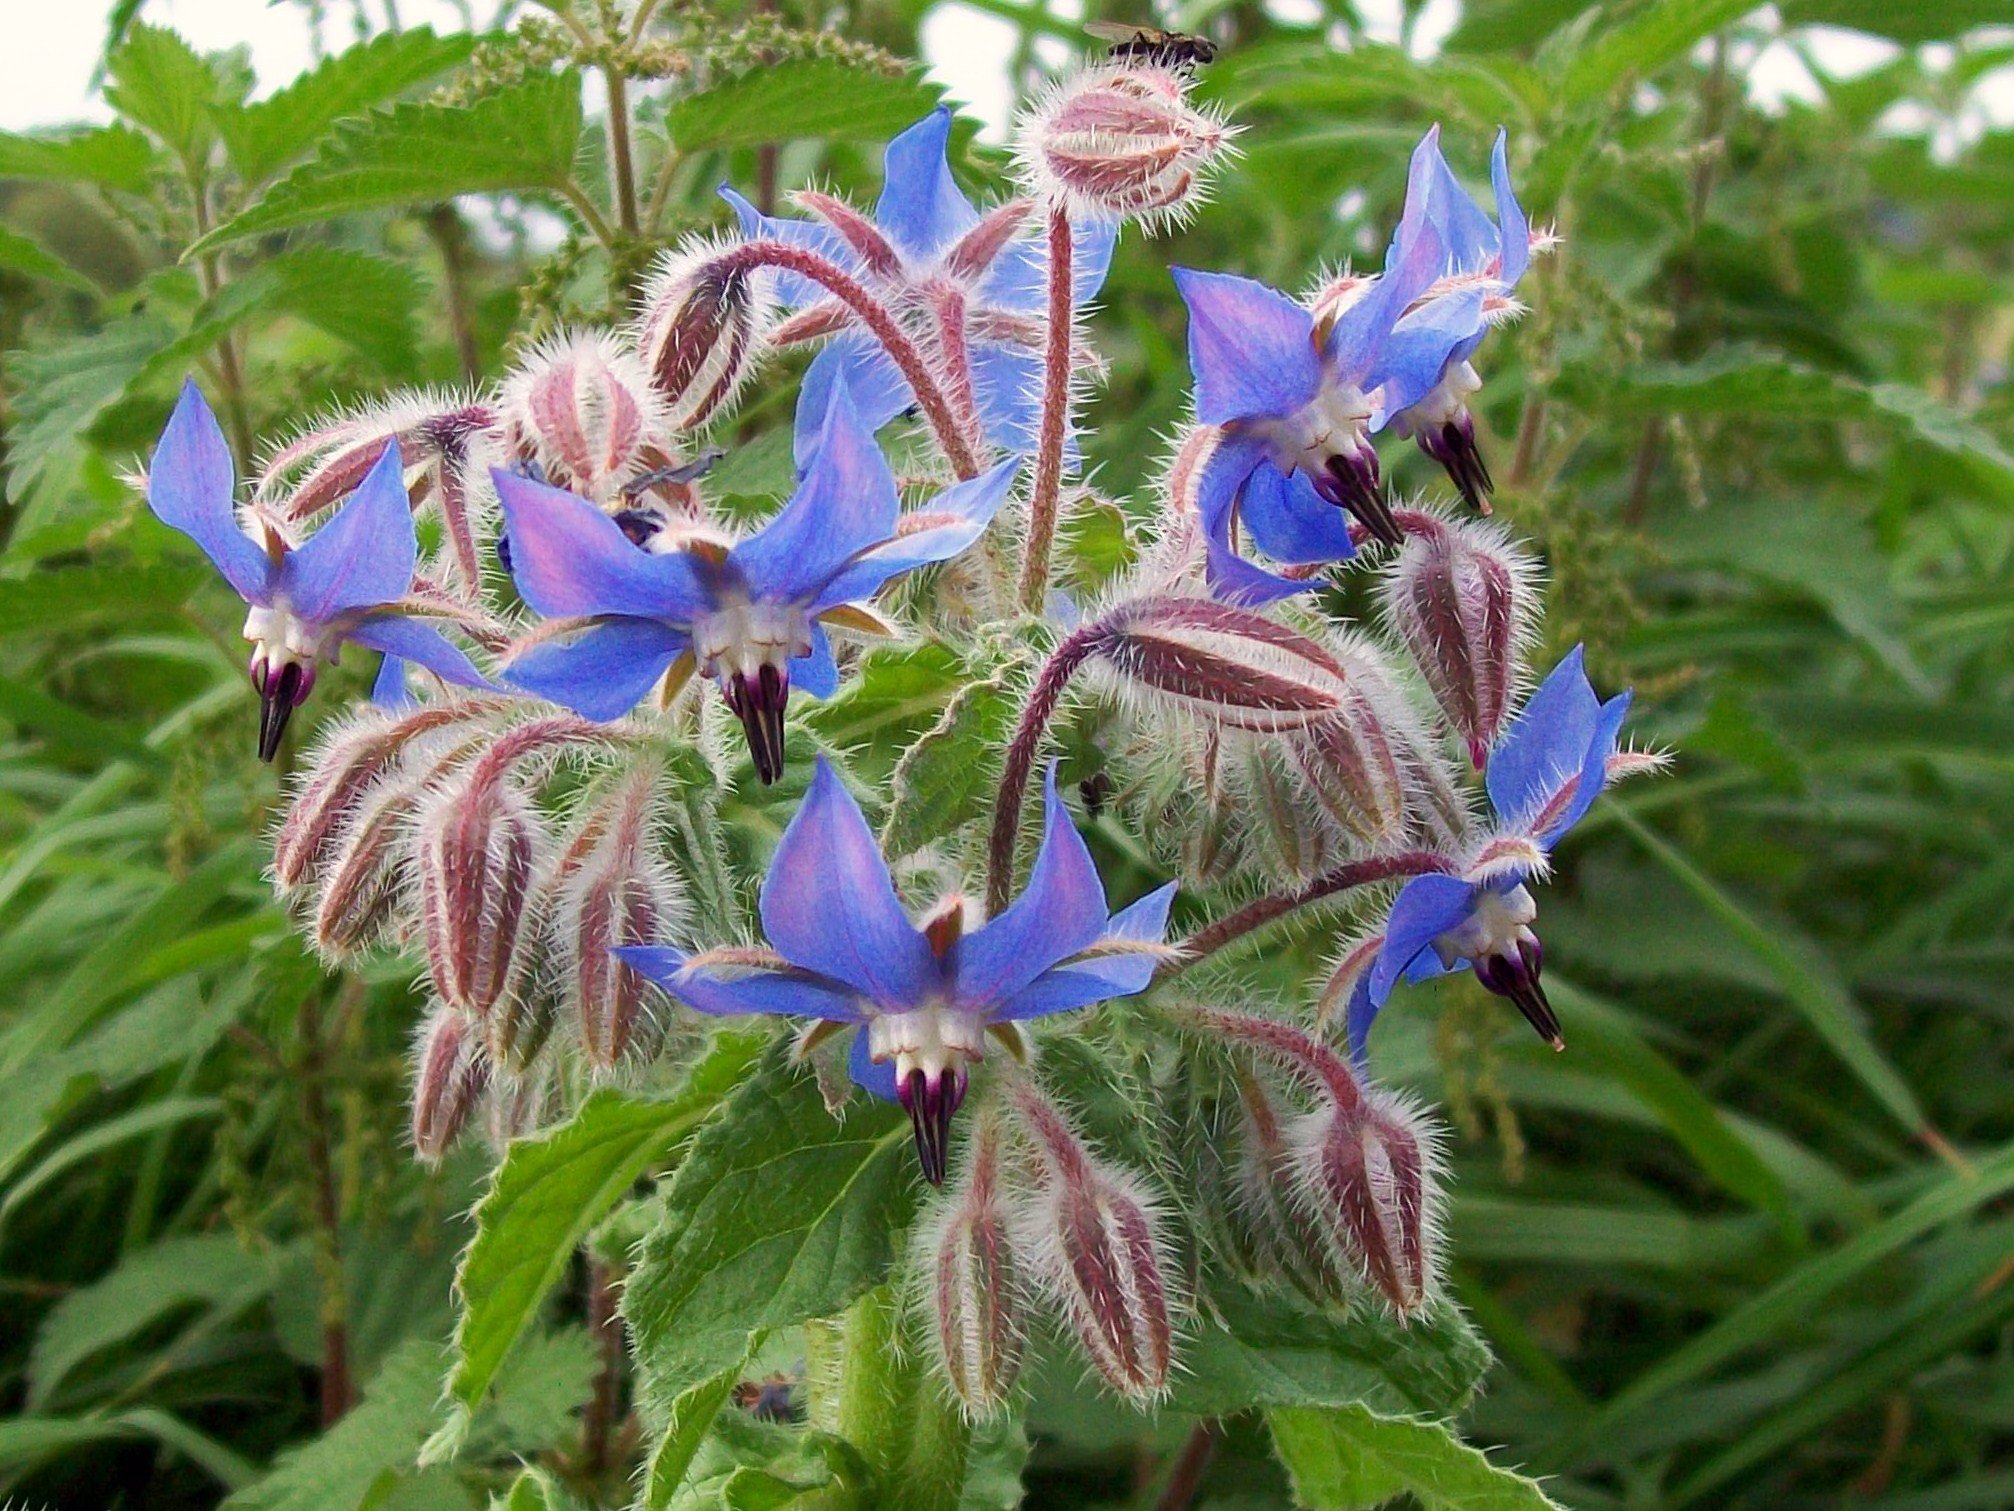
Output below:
[926,1116,1024,1416]
[630,235,773,433]
[499,330,671,506]
[1382,516,1536,768]
[411,1007,489,1163]
[416,767,542,1021]
[1016,63,1232,230]
[1010,1084,1175,1401]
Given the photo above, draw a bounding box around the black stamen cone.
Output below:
[1474,942,1563,1050]
[257,662,305,763]
[1321,452,1403,548]
[1419,417,1495,515]
[898,1068,965,1186]
[724,666,789,785]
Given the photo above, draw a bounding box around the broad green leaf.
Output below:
[0,225,95,292]
[1269,1405,1564,1510]
[807,642,969,760]
[881,674,1012,857]
[433,1031,766,1447]
[495,1467,590,1511]
[3,312,178,503]
[1560,0,1757,107]
[666,60,946,152]
[623,1048,922,1407]
[194,73,585,251]
[637,1351,760,1510]
[0,124,157,191]
[1165,1279,1491,1418]
[255,245,426,371]
[213,27,478,184]
[105,23,237,166]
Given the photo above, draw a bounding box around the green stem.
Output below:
[811,1289,971,1511]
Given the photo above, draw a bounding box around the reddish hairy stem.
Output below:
[725,240,981,478]
[1018,207,1076,610]
[985,619,1113,915]
[1154,1421,1223,1511]
[1157,851,1453,983]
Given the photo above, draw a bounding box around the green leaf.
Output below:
[1560,0,1756,106]
[637,1352,760,1510]
[666,59,946,152]
[0,124,157,191]
[213,27,477,184]
[807,642,969,761]
[1165,1279,1491,1418]
[433,1031,766,1448]
[1778,0,2014,41]
[0,564,202,639]
[3,312,178,504]
[0,1408,254,1488]
[0,671,160,767]
[1269,1405,1564,1510]
[0,225,95,292]
[255,246,425,371]
[623,1048,922,1407]
[105,23,236,166]
[881,674,1012,857]
[194,73,585,252]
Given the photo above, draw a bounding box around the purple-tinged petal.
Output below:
[1371,283,1490,423]
[493,469,712,622]
[720,185,854,307]
[970,342,1046,457]
[1194,431,1267,542]
[1173,268,1322,426]
[1239,460,1357,566]
[146,380,275,604]
[1413,124,1497,273]
[791,336,915,470]
[282,441,417,624]
[735,380,901,603]
[791,623,838,699]
[1537,688,1631,845]
[347,614,489,690]
[618,945,865,1021]
[1368,873,1478,1006]
[371,654,412,709]
[954,764,1107,1010]
[1205,532,1316,607]
[760,757,937,1007]
[1486,645,1605,832]
[1345,974,1379,1067]
[983,216,1117,312]
[849,1026,900,1101]
[993,879,1177,1020]
[1324,195,1451,379]
[875,108,980,259]
[1492,129,1530,287]
[502,617,688,720]
[811,456,1019,610]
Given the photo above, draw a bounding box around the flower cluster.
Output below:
[141,36,1659,1411]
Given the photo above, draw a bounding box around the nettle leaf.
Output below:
[194,73,585,251]
[431,1031,766,1452]
[1166,1279,1491,1419]
[881,673,1013,858]
[4,311,177,504]
[1268,1405,1563,1510]
[0,124,158,191]
[666,59,946,152]
[213,27,477,185]
[0,226,96,293]
[105,23,239,166]
[255,246,426,371]
[623,1048,921,1407]
[1558,0,1755,107]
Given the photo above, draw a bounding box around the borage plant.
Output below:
[139,36,1664,1511]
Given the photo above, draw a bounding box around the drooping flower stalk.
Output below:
[1019,208,1077,610]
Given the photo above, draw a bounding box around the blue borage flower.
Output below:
[1344,647,1650,1060]
[1171,130,1508,604]
[1381,126,1533,512]
[144,381,489,761]
[620,757,1177,1183]
[494,379,1018,783]
[726,107,1117,463]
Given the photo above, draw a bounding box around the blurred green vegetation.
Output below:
[3,0,2013,1506]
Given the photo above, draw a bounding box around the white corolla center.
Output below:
[1432,881,1537,970]
[1257,375,1376,475]
[242,600,324,674]
[690,592,813,682]
[1389,359,1482,441]
[867,1004,987,1086]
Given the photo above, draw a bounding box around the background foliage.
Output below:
[3,0,2013,1506]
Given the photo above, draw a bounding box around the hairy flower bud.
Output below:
[417,771,542,1020]
[411,1007,489,1163]
[927,1117,1024,1417]
[1383,516,1537,767]
[500,330,671,506]
[631,235,772,432]
[1093,596,1352,733]
[1017,64,1231,229]
[1011,1085,1175,1401]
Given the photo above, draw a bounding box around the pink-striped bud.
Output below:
[483,1066,548,1153]
[631,235,772,432]
[1382,516,1536,767]
[310,769,426,958]
[1017,64,1232,229]
[1275,642,1417,849]
[1091,596,1352,733]
[927,1118,1024,1417]
[500,330,670,506]
[549,767,683,1069]
[411,1007,490,1163]
[1011,1085,1175,1401]
[417,770,542,1020]
[254,390,496,524]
